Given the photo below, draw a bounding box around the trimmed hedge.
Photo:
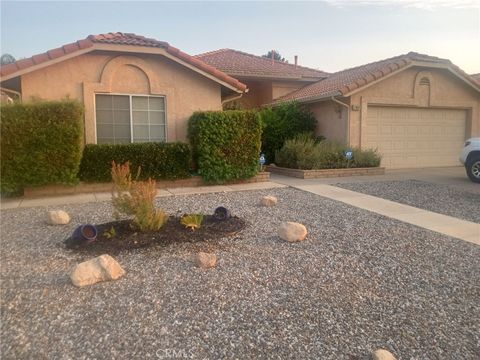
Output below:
[1,100,84,193]
[78,142,192,182]
[258,101,317,164]
[188,110,262,183]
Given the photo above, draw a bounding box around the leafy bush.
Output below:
[275,135,381,169]
[258,102,317,163]
[79,142,191,182]
[188,110,262,183]
[111,161,168,232]
[1,100,84,193]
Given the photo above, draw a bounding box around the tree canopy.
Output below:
[1,54,16,65]
[262,50,287,63]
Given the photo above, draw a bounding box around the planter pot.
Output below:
[71,224,98,245]
[213,207,231,221]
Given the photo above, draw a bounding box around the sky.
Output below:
[1,0,479,74]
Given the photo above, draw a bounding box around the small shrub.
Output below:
[1,100,84,193]
[111,161,168,232]
[181,214,204,231]
[275,135,381,169]
[258,102,316,163]
[188,110,262,183]
[79,142,191,183]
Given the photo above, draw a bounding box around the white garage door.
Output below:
[364,106,467,169]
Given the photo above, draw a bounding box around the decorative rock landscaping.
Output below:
[47,210,70,225]
[1,187,479,359]
[372,349,397,360]
[194,252,217,269]
[260,195,278,207]
[70,254,125,287]
[278,221,308,242]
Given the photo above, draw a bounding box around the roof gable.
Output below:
[275,52,480,103]
[195,48,328,80]
[0,32,247,93]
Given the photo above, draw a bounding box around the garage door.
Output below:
[364,106,467,169]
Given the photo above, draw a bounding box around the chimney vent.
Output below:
[271,50,274,65]
[294,55,298,68]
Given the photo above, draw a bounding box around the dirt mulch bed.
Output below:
[64,215,246,254]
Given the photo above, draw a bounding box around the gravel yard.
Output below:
[1,187,479,359]
[337,180,480,224]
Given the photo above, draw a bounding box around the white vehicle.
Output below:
[460,138,480,183]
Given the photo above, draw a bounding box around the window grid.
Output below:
[95,94,166,144]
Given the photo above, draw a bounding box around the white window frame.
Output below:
[94,93,167,144]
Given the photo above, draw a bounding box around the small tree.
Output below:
[1,54,16,65]
[262,50,288,63]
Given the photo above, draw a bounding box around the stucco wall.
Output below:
[348,66,480,148]
[271,80,306,101]
[21,51,223,143]
[230,79,310,109]
[307,100,347,143]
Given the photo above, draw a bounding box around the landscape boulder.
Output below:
[278,222,308,242]
[194,252,217,269]
[372,349,397,360]
[70,254,125,287]
[47,210,70,225]
[260,195,278,207]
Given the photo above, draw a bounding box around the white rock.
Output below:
[278,222,308,242]
[260,195,278,207]
[70,254,125,287]
[372,349,397,360]
[194,252,217,269]
[47,210,70,225]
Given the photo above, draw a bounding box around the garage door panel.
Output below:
[365,107,466,169]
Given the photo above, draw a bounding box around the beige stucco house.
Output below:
[274,52,480,169]
[0,32,247,144]
[1,33,479,169]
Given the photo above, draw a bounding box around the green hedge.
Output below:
[1,100,84,193]
[78,142,192,182]
[258,101,317,164]
[188,110,262,183]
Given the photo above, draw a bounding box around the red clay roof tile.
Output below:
[63,42,80,54]
[0,63,18,76]
[31,53,50,65]
[195,48,328,80]
[15,58,35,70]
[274,52,480,103]
[0,32,246,92]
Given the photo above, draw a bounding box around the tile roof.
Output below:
[195,49,328,80]
[471,73,480,85]
[0,32,247,92]
[275,52,480,103]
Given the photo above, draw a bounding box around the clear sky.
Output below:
[1,0,479,74]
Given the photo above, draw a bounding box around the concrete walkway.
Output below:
[0,181,286,210]
[294,183,480,245]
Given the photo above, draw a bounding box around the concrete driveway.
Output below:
[271,166,480,194]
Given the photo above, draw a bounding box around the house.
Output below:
[0,32,247,144]
[195,49,328,109]
[1,32,479,169]
[274,52,480,169]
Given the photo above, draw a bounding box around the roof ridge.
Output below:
[196,48,328,75]
[0,32,247,93]
[273,51,479,104]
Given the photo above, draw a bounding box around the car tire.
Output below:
[465,155,480,183]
